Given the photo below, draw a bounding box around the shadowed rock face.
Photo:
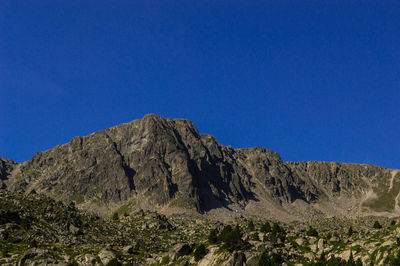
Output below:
[2,114,399,219]
[0,158,16,188]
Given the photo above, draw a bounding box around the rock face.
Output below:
[3,114,400,220]
[0,158,16,188]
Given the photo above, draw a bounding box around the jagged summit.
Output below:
[1,114,399,221]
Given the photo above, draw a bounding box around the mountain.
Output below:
[1,114,399,221]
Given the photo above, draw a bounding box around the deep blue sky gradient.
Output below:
[1,1,399,169]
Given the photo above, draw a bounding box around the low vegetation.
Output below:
[2,189,400,265]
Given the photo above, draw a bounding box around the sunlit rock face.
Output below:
[4,114,399,220]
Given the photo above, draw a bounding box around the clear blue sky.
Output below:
[1,1,399,169]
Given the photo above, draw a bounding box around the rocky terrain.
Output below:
[1,114,400,265]
[2,189,400,265]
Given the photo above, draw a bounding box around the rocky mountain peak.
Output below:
[2,114,399,221]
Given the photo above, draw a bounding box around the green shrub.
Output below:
[250,232,259,241]
[347,251,355,266]
[29,239,38,248]
[373,221,382,229]
[194,244,208,261]
[348,226,353,236]
[219,225,243,251]
[326,232,332,240]
[306,226,318,237]
[260,222,271,233]
[258,250,283,265]
[106,258,122,266]
[258,251,270,266]
[387,250,400,265]
[70,261,79,266]
[266,222,286,244]
[311,251,327,265]
[219,225,233,241]
[160,255,170,265]
[1,246,9,257]
[308,254,348,266]
[272,223,283,234]
[208,228,219,244]
[112,212,119,221]
[351,245,362,254]
[248,220,255,231]
[269,232,277,243]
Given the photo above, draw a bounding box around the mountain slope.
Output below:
[2,114,399,221]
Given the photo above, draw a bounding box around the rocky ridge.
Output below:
[1,114,399,221]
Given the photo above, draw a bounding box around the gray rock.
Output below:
[169,243,193,261]
[246,254,260,266]
[123,245,135,254]
[4,114,400,220]
[223,251,246,266]
[98,248,116,265]
[295,237,306,246]
[69,224,80,235]
[75,254,98,266]
[310,244,318,253]
[317,238,325,250]
[304,252,315,261]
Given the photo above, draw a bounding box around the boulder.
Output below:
[317,238,325,250]
[123,244,135,254]
[198,247,219,266]
[75,254,98,266]
[310,244,318,253]
[382,240,395,247]
[304,252,314,261]
[98,247,116,265]
[69,224,80,235]
[295,237,306,246]
[222,251,246,266]
[169,243,193,261]
[308,237,317,245]
[245,254,260,266]
[339,249,351,261]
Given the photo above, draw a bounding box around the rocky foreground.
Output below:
[2,189,400,266]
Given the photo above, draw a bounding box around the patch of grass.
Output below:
[0,241,30,254]
[351,245,362,254]
[370,248,379,263]
[168,192,196,209]
[160,255,170,265]
[69,193,85,204]
[116,204,130,217]
[363,180,400,212]
[379,245,389,254]
[331,240,346,252]
[297,245,311,253]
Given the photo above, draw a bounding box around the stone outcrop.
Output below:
[0,158,16,188]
